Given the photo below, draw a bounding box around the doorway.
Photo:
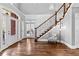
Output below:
[25,21,35,38]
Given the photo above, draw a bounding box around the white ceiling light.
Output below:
[49,4,54,10]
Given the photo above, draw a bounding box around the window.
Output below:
[11,20,16,35]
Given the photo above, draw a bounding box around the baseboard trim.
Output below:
[60,40,76,49]
[38,39,48,41]
[38,39,76,49]
[0,39,22,52]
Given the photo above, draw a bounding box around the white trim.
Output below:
[38,39,77,49]
[0,39,22,52]
[38,39,48,41]
[60,40,76,49]
[57,40,76,49]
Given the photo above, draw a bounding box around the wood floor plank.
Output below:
[0,38,79,56]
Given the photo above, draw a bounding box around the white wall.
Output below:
[75,13,79,48]
[71,3,79,48]
[59,4,73,48]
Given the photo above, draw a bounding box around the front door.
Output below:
[26,23,35,37]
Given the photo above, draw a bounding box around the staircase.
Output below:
[35,3,72,42]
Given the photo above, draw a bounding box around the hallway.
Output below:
[0,39,79,56]
[1,3,79,56]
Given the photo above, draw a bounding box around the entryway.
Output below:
[25,20,35,38]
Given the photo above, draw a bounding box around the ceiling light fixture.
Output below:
[49,4,54,10]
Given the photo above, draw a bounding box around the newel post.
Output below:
[35,28,37,42]
[55,11,57,25]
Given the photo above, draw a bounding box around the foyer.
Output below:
[0,3,79,56]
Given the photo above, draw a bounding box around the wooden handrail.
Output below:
[35,3,65,29]
[56,3,65,13]
[35,13,55,29]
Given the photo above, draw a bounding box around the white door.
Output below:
[0,14,10,50]
[75,13,79,48]
[0,13,4,51]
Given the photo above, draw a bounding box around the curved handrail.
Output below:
[35,3,65,29]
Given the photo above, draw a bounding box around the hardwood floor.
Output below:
[0,38,79,56]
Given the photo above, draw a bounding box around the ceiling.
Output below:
[14,3,56,15]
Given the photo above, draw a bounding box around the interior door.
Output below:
[0,13,9,50]
[75,13,79,48]
[0,13,3,51]
[5,16,11,46]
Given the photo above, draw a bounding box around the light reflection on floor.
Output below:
[1,39,76,56]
